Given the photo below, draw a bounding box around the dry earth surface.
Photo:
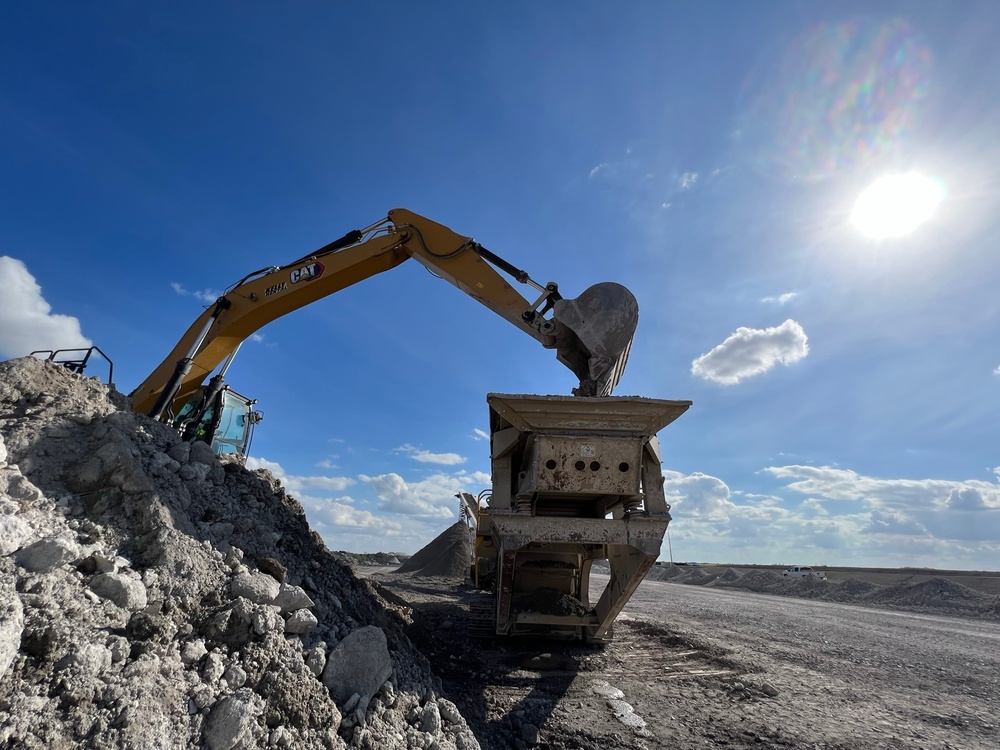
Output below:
[360,562,1000,749]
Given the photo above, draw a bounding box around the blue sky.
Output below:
[2,2,998,568]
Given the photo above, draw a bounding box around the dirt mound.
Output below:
[0,358,481,749]
[714,567,741,583]
[838,578,881,597]
[866,577,990,615]
[716,569,785,593]
[396,522,472,579]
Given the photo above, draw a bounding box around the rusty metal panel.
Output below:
[522,435,642,495]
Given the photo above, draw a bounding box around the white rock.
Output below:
[203,689,264,750]
[273,583,314,614]
[231,571,280,605]
[252,605,284,635]
[58,643,112,676]
[420,701,442,734]
[284,609,319,635]
[322,626,393,705]
[107,636,130,663]
[202,652,226,683]
[89,572,148,611]
[0,433,7,466]
[0,514,31,556]
[15,533,80,572]
[438,698,462,724]
[305,646,326,677]
[223,663,247,690]
[269,726,295,748]
[0,580,23,680]
[6,474,43,503]
[181,639,209,665]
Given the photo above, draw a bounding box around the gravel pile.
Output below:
[396,523,472,579]
[0,357,480,750]
[648,563,999,619]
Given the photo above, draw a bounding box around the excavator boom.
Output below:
[131,209,638,419]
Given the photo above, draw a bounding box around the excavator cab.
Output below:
[174,386,261,456]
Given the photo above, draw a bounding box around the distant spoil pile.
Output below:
[0,358,480,750]
[396,522,472,579]
[645,563,999,620]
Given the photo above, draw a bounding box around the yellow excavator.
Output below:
[125,208,689,642]
[130,209,641,455]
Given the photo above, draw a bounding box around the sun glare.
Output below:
[850,173,945,239]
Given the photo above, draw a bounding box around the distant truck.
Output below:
[783,566,827,580]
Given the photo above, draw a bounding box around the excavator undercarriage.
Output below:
[471,393,690,643]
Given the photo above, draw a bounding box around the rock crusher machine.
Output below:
[471,393,690,643]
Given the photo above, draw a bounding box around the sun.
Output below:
[850,173,945,239]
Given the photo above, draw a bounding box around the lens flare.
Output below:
[850,173,944,239]
[738,19,933,182]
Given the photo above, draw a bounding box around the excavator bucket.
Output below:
[551,282,639,396]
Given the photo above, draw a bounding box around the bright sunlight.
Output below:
[850,172,945,239]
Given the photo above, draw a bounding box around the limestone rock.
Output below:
[202,688,264,750]
[0,514,32,556]
[322,626,393,704]
[420,701,442,734]
[252,604,284,635]
[0,576,23,680]
[274,582,314,613]
[15,532,80,572]
[89,571,148,611]
[285,608,319,635]
[231,571,280,605]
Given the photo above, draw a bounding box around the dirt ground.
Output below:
[360,567,1000,750]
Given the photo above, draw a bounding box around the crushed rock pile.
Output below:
[646,564,999,619]
[0,358,480,750]
[396,523,472,579]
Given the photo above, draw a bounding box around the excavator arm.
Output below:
[130,209,639,427]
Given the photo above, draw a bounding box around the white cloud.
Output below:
[864,510,929,536]
[678,171,699,189]
[663,470,736,521]
[994,365,1000,375]
[761,292,798,305]
[691,319,809,385]
[244,456,354,495]
[0,257,91,358]
[762,465,1000,512]
[396,443,466,466]
[360,472,459,518]
[171,282,222,304]
[298,494,400,531]
[589,163,608,179]
[471,428,489,441]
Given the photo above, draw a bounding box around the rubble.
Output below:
[0,357,481,749]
